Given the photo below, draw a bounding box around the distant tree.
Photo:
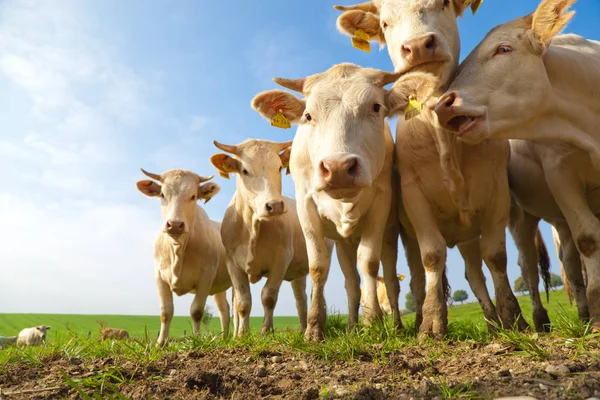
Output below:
[550,272,563,289]
[514,276,528,294]
[405,292,415,312]
[452,290,468,305]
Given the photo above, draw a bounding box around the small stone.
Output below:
[299,360,309,370]
[494,397,537,400]
[256,366,267,377]
[419,379,429,396]
[169,369,176,376]
[245,356,253,363]
[271,355,283,364]
[565,338,577,348]
[585,398,600,400]
[545,364,570,377]
[539,383,549,391]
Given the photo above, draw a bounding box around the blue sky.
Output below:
[1,0,598,318]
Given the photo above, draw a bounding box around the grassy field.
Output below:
[0,288,575,339]
[1,289,599,399]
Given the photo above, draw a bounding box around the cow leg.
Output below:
[231,287,239,336]
[190,273,213,336]
[212,290,230,337]
[508,208,549,332]
[399,226,425,332]
[554,220,590,321]
[291,276,308,333]
[298,193,332,342]
[336,240,360,329]
[381,204,402,330]
[229,265,252,338]
[546,169,600,330]
[156,275,174,346]
[481,215,529,332]
[358,184,394,325]
[457,239,499,331]
[260,263,286,335]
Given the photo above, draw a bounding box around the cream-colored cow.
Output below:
[16,325,50,347]
[335,0,528,337]
[210,139,329,337]
[252,63,428,340]
[136,169,232,345]
[361,274,405,315]
[435,0,600,329]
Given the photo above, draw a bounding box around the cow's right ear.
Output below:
[336,10,385,44]
[251,90,305,125]
[136,180,162,197]
[210,154,241,179]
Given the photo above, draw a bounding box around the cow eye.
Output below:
[304,112,312,121]
[242,169,249,176]
[279,166,283,172]
[443,0,450,7]
[382,21,388,29]
[495,44,513,56]
[160,192,165,199]
[191,194,197,201]
[373,103,381,113]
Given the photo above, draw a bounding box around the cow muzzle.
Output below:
[260,200,286,218]
[165,219,186,236]
[315,154,369,198]
[400,33,449,68]
[434,91,489,144]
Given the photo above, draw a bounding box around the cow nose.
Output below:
[434,91,461,128]
[401,33,439,66]
[265,200,285,216]
[166,220,185,235]
[318,155,360,188]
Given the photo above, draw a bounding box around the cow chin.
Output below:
[322,186,363,201]
[455,117,491,145]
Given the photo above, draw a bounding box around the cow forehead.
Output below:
[236,140,285,168]
[308,79,383,109]
[162,170,200,194]
[381,0,442,16]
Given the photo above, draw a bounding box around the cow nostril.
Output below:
[444,93,457,108]
[425,35,436,50]
[347,159,359,176]
[401,44,411,54]
[319,161,330,177]
[266,204,273,213]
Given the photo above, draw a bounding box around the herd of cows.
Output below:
[134,0,599,345]
[3,0,598,350]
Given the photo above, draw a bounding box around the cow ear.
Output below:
[336,10,385,44]
[136,180,162,197]
[530,0,575,51]
[251,90,305,125]
[386,71,439,118]
[279,147,292,175]
[454,0,483,17]
[198,182,220,204]
[210,154,241,180]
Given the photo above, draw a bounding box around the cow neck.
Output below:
[167,214,200,283]
[233,188,263,277]
[417,92,471,227]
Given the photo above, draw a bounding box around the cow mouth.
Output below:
[447,115,479,135]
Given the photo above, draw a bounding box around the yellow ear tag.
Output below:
[470,0,483,15]
[404,95,423,121]
[351,29,371,53]
[219,171,230,179]
[271,109,291,129]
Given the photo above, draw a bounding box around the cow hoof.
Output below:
[418,318,446,341]
[304,325,324,342]
[260,326,274,336]
[533,309,551,333]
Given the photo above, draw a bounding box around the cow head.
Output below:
[136,169,220,238]
[36,325,50,340]
[435,0,576,143]
[252,63,438,200]
[334,0,479,85]
[210,139,292,219]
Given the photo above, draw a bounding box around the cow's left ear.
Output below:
[386,71,439,118]
[251,90,305,126]
[198,182,220,204]
[279,146,292,175]
[454,0,483,17]
[336,10,385,44]
[530,0,575,53]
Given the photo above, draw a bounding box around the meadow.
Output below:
[1,289,600,399]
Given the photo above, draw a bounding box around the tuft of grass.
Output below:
[436,378,480,399]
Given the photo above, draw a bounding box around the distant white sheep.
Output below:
[16,325,51,347]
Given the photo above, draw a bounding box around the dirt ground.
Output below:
[1,337,599,399]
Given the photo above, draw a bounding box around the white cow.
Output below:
[252,63,424,340]
[210,139,329,337]
[435,0,600,330]
[335,0,529,336]
[136,169,232,345]
[16,325,50,347]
